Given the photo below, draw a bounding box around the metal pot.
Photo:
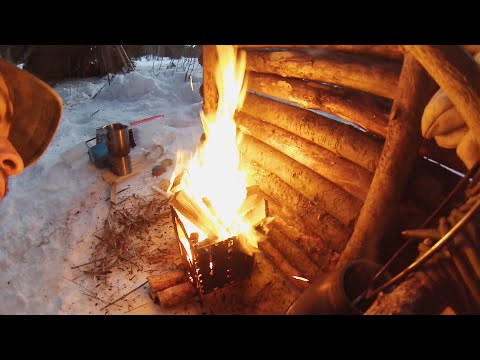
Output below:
[104,123,131,157]
[285,259,390,315]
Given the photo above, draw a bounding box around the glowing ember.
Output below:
[292,276,310,283]
[169,45,268,256]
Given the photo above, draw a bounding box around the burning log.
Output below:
[242,93,382,173]
[238,45,404,62]
[239,133,362,228]
[247,72,390,137]
[267,224,322,280]
[168,190,220,240]
[148,270,188,293]
[236,112,373,201]
[338,53,438,268]
[156,281,197,308]
[258,240,309,290]
[246,50,401,99]
[243,160,351,252]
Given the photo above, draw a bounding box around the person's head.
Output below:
[0,58,62,202]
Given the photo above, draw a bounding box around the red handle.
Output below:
[130,114,165,127]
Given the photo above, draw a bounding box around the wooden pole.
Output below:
[247,72,390,137]
[246,50,401,99]
[242,93,382,172]
[239,133,363,228]
[405,45,480,146]
[236,112,373,201]
[337,53,438,268]
[202,45,218,115]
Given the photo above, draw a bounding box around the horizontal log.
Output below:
[242,159,351,252]
[247,72,389,137]
[246,50,401,99]
[265,203,338,272]
[238,45,404,61]
[267,224,322,280]
[258,240,309,290]
[157,281,197,308]
[239,133,362,228]
[236,112,373,201]
[148,270,187,293]
[242,93,382,172]
[242,92,461,172]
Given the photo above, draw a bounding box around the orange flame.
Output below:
[170,45,265,256]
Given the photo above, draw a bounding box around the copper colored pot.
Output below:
[286,259,390,315]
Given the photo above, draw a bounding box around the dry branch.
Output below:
[236,112,373,201]
[338,53,438,268]
[247,72,390,137]
[242,93,382,172]
[239,133,362,228]
[246,50,401,99]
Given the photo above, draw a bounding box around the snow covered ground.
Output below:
[0,58,206,314]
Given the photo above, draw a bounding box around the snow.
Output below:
[0,58,206,314]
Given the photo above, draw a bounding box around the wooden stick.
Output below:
[401,228,441,240]
[243,159,351,252]
[236,112,373,201]
[247,72,390,137]
[239,133,362,228]
[242,93,382,173]
[157,281,197,307]
[246,50,401,99]
[202,45,218,115]
[267,224,321,280]
[238,45,404,61]
[337,53,438,268]
[258,241,309,290]
[147,270,188,293]
[406,45,480,146]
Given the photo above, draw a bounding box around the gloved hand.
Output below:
[421,52,480,169]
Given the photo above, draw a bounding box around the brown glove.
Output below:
[421,52,480,169]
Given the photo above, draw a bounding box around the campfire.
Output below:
[167,45,271,297]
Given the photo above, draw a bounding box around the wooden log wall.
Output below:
[201,45,467,287]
